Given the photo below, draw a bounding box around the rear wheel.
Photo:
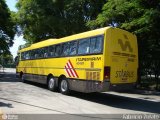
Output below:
[48,76,57,91]
[59,79,70,95]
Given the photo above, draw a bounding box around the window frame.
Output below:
[68,40,78,56]
[61,42,70,57]
[54,44,62,57]
[20,34,104,61]
[89,35,104,54]
[77,38,90,55]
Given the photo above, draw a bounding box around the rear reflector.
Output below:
[104,66,110,80]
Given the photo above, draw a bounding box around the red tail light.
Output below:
[104,66,110,81]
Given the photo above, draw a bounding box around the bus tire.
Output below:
[48,76,57,91]
[59,79,70,95]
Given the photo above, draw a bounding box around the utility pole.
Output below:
[2,55,4,72]
[0,50,4,72]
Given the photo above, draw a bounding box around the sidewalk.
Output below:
[135,89,160,95]
[0,68,16,73]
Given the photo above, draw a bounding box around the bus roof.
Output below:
[19,39,58,52]
[19,27,111,52]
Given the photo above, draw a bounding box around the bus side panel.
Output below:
[18,54,104,86]
[42,55,104,81]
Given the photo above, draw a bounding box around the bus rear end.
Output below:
[104,28,138,91]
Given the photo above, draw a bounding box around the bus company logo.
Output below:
[118,34,133,52]
[64,60,79,78]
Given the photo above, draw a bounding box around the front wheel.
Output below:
[59,79,70,95]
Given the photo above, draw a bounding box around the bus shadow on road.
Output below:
[18,79,160,114]
[0,73,20,82]
[24,81,160,114]
[23,81,48,89]
[71,92,160,114]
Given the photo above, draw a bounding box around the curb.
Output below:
[135,89,160,95]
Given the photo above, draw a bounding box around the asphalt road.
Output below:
[0,69,160,120]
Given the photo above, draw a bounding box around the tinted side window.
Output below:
[21,52,23,60]
[43,47,48,58]
[78,38,90,55]
[62,42,70,56]
[90,36,103,54]
[69,41,77,55]
[30,50,35,59]
[25,51,30,60]
[21,52,25,60]
[55,44,61,57]
[34,50,38,59]
[37,48,44,58]
[48,46,55,57]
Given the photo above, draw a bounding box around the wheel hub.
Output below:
[49,78,55,88]
[61,80,68,92]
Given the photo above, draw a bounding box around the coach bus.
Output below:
[16,27,138,94]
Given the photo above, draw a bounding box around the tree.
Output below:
[15,0,106,43]
[0,0,16,54]
[88,0,160,89]
[0,54,13,65]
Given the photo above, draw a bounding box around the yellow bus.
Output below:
[16,27,138,94]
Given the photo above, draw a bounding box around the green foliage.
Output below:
[15,0,106,43]
[0,53,13,65]
[88,0,160,88]
[0,0,16,54]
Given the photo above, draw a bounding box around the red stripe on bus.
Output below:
[68,60,79,78]
[67,63,75,77]
[65,66,71,77]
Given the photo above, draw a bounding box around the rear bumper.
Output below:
[69,79,110,93]
[68,79,136,93]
